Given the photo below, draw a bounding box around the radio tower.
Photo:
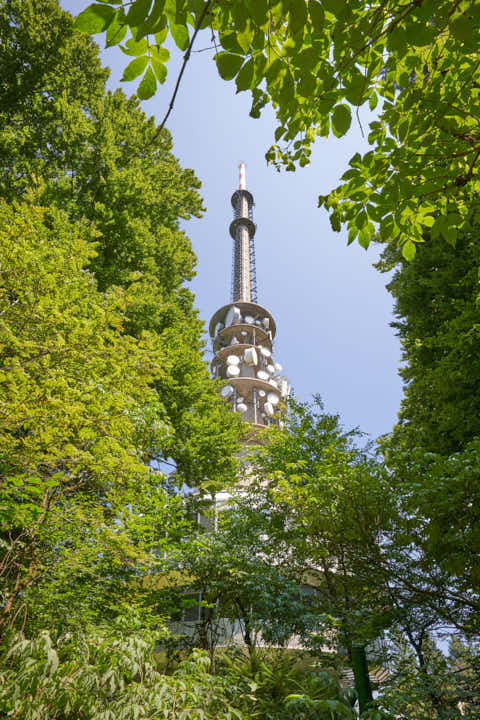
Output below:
[209,164,289,427]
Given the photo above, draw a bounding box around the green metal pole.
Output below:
[351,644,373,715]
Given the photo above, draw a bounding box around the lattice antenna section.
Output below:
[248,201,258,303]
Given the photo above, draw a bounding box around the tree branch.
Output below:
[154,0,215,139]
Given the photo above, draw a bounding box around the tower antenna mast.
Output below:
[230,162,257,303]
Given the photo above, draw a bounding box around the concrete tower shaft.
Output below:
[230,163,257,303]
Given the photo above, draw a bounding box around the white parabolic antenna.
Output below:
[257,370,269,381]
[245,315,254,324]
[226,306,241,326]
[221,384,234,398]
[264,402,274,416]
[227,354,240,365]
[237,402,247,413]
[244,347,258,366]
[260,347,271,358]
[267,392,279,405]
[227,365,240,377]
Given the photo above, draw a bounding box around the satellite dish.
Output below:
[237,396,244,403]
[262,317,270,329]
[274,363,282,373]
[267,364,275,374]
[269,379,278,388]
[225,306,241,326]
[258,390,266,397]
[230,336,239,345]
[237,402,247,413]
[244,347,258,366]
[257,370,269,381]
[255,319,262,326]
[227,355,240,365]
[220,384,234,398]
[227,365,240,377]
[245,315,254,324]
[240,330,248,337]
[264,402,274,416]
[267,392,280,405]
[260,347,271,358]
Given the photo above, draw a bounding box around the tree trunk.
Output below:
[351,644,373,714]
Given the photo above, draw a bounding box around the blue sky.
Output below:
[62,1,402,439]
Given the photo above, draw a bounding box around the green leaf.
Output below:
[151,45,170,62]
[245,0,268,26]
[322,0,344,15]
[237,20,254,52]
[297,72,316,97]
[308,0,324,31]
[296,47,319,71]
[151,57,167,83]
[252,53,267,87]
[120,37,149,56]
[137,66,157,99]
[168,17,189,50]
[402,239,416,261]
[407,21,434,47]
[368,92,378,111]
[215,52,244,81]
[121,55,149,81]
[219,32,244,54]
[442,224,457,246]
[155,26,168,44]
[139,0,167,36]
[331,104,351,137]
[74,4,116,34]
[106,8,128,47]
[358,228,370,249]
[347,226,358,245]
[289,0,308,35]
[127,0,152,27]
[451,16,473,44]
[236,58,254,92]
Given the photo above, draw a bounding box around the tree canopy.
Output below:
[75,0,480,259]
[0,0,242,636]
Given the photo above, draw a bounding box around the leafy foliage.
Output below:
[76,0,480,257]
[246,398,394,649]
[0,621,243,720]
[378,231,480,456]
[0,0,242,490]
[0,201,188,633]
[373,629,480,720]
[0,0,242,635]
[219,650,356,720]
[375,229,480,634]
